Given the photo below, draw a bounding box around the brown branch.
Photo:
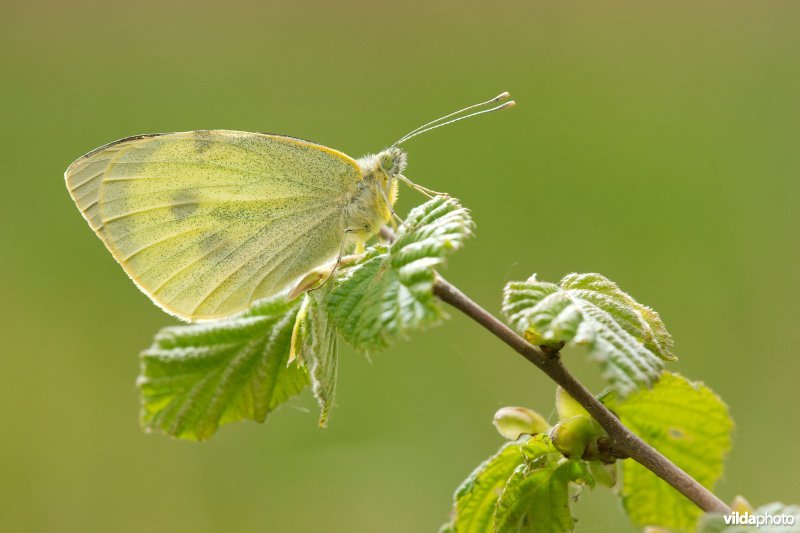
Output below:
[380,223,729,513]
[432,275,731,515]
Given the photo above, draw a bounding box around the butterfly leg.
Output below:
[378,183,405,225]
[396,174,449,199]
[303,226,369,297]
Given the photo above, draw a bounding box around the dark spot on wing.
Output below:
[171,189,199,219]
[194,130,215,154]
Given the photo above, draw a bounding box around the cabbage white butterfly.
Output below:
[65,92,514,321]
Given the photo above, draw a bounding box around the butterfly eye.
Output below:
[379,153,394,171]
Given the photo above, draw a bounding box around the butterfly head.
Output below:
[378,147,408,177]
[357,147,407,186]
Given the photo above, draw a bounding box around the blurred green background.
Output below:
[2,1,799,531]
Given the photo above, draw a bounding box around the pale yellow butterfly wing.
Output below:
[65,130,360,321]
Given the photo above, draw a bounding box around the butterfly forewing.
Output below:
[66,130,359,320]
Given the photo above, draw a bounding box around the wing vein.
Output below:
[69,167,108,191]
[151,224,242,293]
[235,215,330,310]
[189,205,339,315]
[122,225,212,262]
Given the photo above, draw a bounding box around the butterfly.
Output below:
[65,92,514,321]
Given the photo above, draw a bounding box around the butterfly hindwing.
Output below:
[66,130,361,320]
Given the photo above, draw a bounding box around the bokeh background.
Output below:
[2,1,799,531]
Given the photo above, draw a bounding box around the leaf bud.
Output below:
[730,495,754,514]
[550,416,600,458]
[555,386,590,421]
[492,406,550,440]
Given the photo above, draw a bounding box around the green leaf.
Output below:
[699,502,800,533]
[494,457,591,533]
[138,295,309,441]
[291,288,338,427]
[327,196,474,351]
[503,273,675,396]
[444,435,589,533]
[446,442,528,533]
[603,372,734,531]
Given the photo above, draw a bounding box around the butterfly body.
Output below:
[66,130,404,321]
[348,147,404,236]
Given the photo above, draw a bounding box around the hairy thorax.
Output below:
[342,148,406,246]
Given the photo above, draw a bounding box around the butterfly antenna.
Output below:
[392,91,515,147]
